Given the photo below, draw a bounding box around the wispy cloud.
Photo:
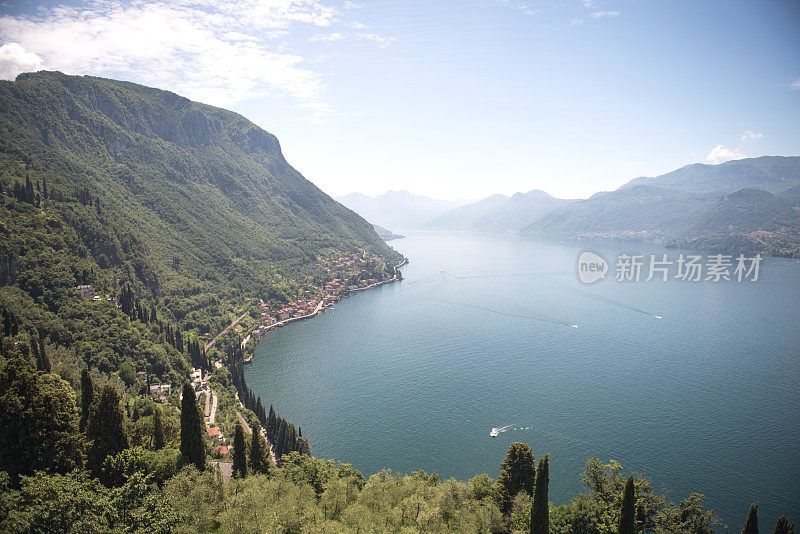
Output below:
[707,145,746,164]
[741,130,763,142]
[489,0,542,16]
[0,0,390,121]
[590,10,620,18]
[790,78,800,91]
[570,18,584,26]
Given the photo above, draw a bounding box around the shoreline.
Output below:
[243,257,408,359]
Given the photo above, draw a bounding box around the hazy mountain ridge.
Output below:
[619,156,800,194]
[336,190,466,230]
[425,190,577,233]
[520,156,800,257]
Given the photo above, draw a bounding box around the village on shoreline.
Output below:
[238,249,407,358]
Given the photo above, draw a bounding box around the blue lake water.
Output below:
[247,231,800,526]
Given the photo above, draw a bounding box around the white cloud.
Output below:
[790,78,800,91]
[490,0,542,16]
[0,0,387,117]
[310,32,346,42]
[590,10,620,18]
[356,33,397,48]
[309,31,396,48]
[706,145,746,164]
[570,18,584,26]
[0,43,42,79]
[741,130,763,142]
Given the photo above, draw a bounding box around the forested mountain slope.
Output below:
[0,71,398,332]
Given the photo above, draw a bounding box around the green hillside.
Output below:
[0,71,399,333]
[666,188,800,257]
[523,186,714,240]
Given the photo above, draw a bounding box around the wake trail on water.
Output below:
[576,291,663,319]
[419,295,579,329]
[490,418,635,467]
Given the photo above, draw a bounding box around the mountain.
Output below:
[666,188,800,257]
[372,224,404,241]
[523,186,714,240]
[336,190,465,229]
[0,71,400,331]
[426,190,576,233]
[620,156,800,194]
[521,156,800,257]
[779,184,800,202]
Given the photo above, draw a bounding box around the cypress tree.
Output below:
[38,338,50,373]
[773,516,794,534]
[232,422,247,478]
[275,418,287,458]
[530,454,549,534]
[86,385,129,481]
[31,333,41,369]
[2,308,10,337]
[267,405,277,440]
[618,475,636,534]
[79,369,94,432]
[153,406,165,450]
[249,423,268,475]
[742,501,759,534]
[180,381,205,471]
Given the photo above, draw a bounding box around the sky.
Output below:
[0,0,798,201]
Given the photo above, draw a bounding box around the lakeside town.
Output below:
[241,249,406,353]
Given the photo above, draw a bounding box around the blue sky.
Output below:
[0,0,798,200]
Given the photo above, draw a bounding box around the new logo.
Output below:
[577,251,608,284]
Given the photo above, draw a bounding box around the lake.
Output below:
[246,231,800,526]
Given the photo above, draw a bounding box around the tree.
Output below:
[38,337,50,373]
[618,475,636,534]
[742,501,759,534]
[0,356,83,485]
[530,454,549,534]
[773,516,795,534]
[495,442,536,515]
[179,381,205,471]
[267,404,277,440]
[86,385,129,482]
[232,422,247,478]
[80,368,94,432]
[249,423,269,475]
[152,407,165,450]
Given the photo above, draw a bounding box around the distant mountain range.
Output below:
[620,156,800,194]
[523,156,800,257]
[425,190,577,233]
[342,156,800,257]
[336,190,467,230]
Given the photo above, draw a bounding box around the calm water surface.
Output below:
[247,231,800,526]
